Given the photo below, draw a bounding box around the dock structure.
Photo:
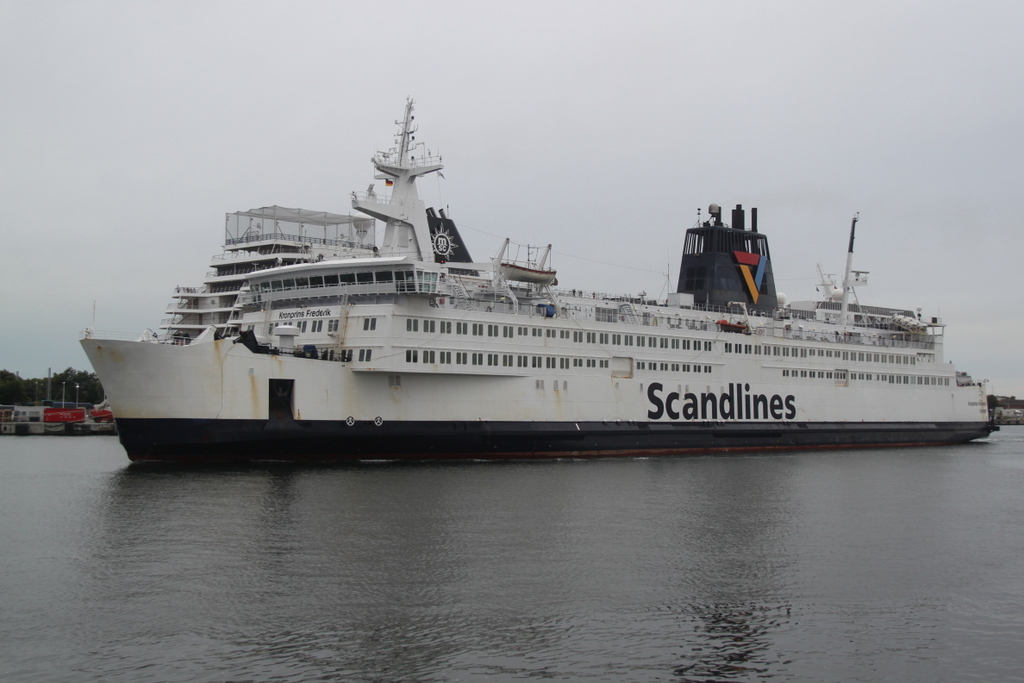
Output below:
[0,405,117,436]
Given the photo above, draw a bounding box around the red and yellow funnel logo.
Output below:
[733,251,766,303]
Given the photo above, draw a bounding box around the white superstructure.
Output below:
[162,206,376,341]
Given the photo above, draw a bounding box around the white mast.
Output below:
[351,99,444,260]
[839,213,859,330]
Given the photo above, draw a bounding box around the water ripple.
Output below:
[1,430,1023,681]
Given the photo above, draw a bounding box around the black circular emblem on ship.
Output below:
[432,229,456,259]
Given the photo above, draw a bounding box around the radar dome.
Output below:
[829,286,844,302]
[777,292,789,306]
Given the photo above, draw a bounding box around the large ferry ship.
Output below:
[81,100,995,463]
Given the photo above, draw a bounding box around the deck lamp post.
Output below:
[62,382,66,405]
[75,384,80,406]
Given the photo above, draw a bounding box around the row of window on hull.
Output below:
[403,318,715,351]
[402,350,711,374]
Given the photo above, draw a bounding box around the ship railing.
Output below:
[209,283,242,294]
[577,292,664,306]
[160,315,212,327]
[812,300,917,318]
[237,282,417,306]
[213,262,295,279]
[557,293,777,319]
[696,302,776,318]
[208,261,320,279]
[444,298,522,316]
[369,151,444,170]
[440,298,716,327]
[780,328,935,349]
[209,269,249,279]
[401,152,444,168]
[210,249,315,262]
[511,300,935,348]
[210,251,265,262]
[869,337,935,350]
[351,191,383,204]
[173,285,207,296]
[80,329,163,343]
[224,233,368,250]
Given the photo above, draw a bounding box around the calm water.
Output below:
[1,429,1023,682]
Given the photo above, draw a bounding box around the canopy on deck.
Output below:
[231,206,363,227]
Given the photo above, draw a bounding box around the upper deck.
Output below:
[224,206,376,254]
[231,253,938,354]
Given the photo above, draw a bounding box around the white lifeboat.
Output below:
[891,314,928,334]
[499,262,557,285]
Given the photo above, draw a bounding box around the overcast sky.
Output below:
[2,1,1022,396]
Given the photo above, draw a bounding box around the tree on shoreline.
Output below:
[0,368,105,405]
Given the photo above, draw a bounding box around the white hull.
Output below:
[83,303,988,426]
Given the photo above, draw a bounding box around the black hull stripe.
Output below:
[113,418,997,464]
